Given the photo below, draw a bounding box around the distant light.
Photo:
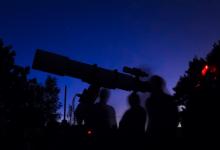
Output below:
[195,82,201,88]
[201,65,209,76]
[178,122,182,128]
[87,129,92,135]
[178,105,186,112]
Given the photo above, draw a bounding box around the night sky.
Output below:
[1,0,220,122]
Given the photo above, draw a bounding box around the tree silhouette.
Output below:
[0,39,29,128]
[174,57,206,105]
[0,38,61,129]
[43,76,61,124]
[174,41,220,147]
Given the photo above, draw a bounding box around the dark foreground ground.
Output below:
[1,123,187,150]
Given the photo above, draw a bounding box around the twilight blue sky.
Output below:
[1,0,220,121]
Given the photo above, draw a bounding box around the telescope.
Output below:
[32,49,150,92]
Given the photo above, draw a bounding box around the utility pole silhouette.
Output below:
[63,85,67,122]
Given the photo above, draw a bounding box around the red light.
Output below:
[202,65,209,76]
[210,66,217,73]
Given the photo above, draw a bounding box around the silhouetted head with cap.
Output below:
[149,75,166,94]
[99,88,110,104]
[128,92,141,108]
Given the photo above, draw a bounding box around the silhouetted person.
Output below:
[145,75,178,148]
[94,89,117,132]
[74,85,100,127]
[119,92,146,147]
[90,89,117,149]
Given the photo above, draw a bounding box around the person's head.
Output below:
[99,88,110,104]
[128,92,140,107]
[84,85,100,103]
[149,75,166,93]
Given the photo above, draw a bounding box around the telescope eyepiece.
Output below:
[123,66,148,77]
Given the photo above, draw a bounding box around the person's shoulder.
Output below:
[94,103,101,108]
[124,108,132,114]
[106,105,115,111]
[163,93,174,99]
[163,94,177,106]
[138,106,146,113]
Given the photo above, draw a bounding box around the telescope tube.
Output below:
[32,49,149,92]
